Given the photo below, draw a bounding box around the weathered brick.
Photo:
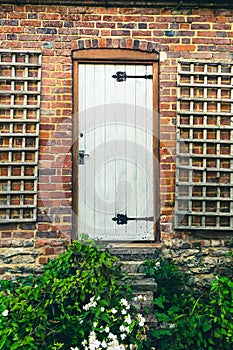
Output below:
[82,14,102,21]
[111,30,131,36]
[36,28,57,34]
[45,247,55,255]
[97,22,116,28]
[79,29,99,36]
[38,257,49,264]
[64,21,74,27]
[20,20,41,27]
[43,20,63,28]
[177,30,195,36]
[132,30,151,36]
[28,13,38,19]
[1,232,12,238]
[0,19,18,26]
[7,33,17,40]
[191,23,211,29]
[36,231,58,238]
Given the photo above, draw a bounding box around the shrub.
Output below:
[143,258,233,350]
[0,240,147,350]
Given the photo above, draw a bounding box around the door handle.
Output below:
[78,150,89,165]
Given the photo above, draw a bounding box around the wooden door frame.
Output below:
[72,49,160,241]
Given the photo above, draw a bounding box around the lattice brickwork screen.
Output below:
[0,50,41,222]
[175,60,233,230]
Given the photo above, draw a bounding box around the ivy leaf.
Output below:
[202,322,212,333]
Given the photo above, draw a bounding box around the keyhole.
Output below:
[80,132,83,137]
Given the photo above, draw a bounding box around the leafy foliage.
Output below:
[0,240,147,350]
[143,258,233,350]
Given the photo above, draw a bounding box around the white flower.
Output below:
[108,333,117,340]
[2,309,9,317]
[83,304,90,311]
[89,331,101,350]
[121,309,127,315]
[120,333,127,340]
[83,299,97,311]
[135,294,147,301]
[101,307,105,312]
[101,340,107,348]
[120,298,130,310]
[119,325,125,332]
[120,325,130,333]
[124,326,130,333]
[125,314,132,325]
[70,347,79,350]
[137,313,146,327]
[111,308,117,314]
[120,298,128,306]
[105,326,110,333]
[133,294,147,302]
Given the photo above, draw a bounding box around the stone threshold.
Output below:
[107,242,162,248]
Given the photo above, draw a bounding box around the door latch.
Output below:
[78,150,89,165]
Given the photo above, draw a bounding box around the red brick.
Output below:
[132,30,151,36]
[40,14,61,20]
[13,231,34,239]
[9,12,27,19]
[20,20,41,27]
[97,22,116,28]
[0,26,24,33]
[170,44,196,51]
[82,14,102,21]
[1,232,12,238]
[38,257,49,264]
[45,247,55,255]
[213,38,231,45]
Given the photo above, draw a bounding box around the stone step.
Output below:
[131,275,157,292]
[121,260,145,273]
[145,314,158,330]
[132,290,155,313]
[109,247,158,331]
[110,247,159,262]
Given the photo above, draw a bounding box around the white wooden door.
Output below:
[78,63,154,241]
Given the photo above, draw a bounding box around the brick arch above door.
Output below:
[74,38,160,55]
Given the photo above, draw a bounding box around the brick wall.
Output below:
[0,4,233,277]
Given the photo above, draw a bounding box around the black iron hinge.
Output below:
[112,71,153,82]
[112,213,154,225]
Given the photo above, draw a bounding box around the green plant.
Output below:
[143,258,233,350]
[142,258,189,349]
[0,239,147,350]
